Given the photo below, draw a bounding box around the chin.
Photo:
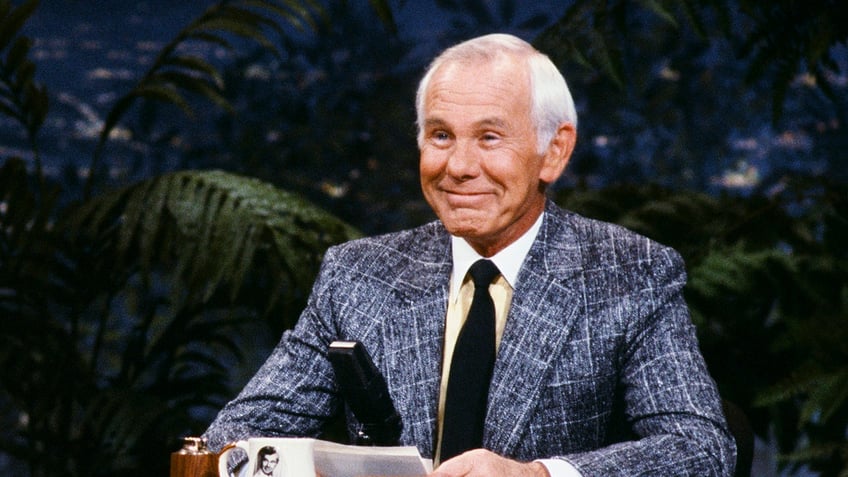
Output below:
[442,220,490,241]
[435,201,507,239]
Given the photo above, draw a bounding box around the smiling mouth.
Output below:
[442,189,493,206]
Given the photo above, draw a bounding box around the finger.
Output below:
[429,454,474,477]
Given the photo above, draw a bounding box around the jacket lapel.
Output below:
[381,224,452,457]
[484,204,586,454]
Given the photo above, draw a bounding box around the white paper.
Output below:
[312,440,432,477]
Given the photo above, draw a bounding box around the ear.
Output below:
[539,122,577,184]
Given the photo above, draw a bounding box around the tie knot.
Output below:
[468,259,500,289]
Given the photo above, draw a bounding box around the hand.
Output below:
[428,449,550,477]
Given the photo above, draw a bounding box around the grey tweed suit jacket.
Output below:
[204,200,736,476]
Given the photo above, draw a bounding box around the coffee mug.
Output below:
[218,437,316,477]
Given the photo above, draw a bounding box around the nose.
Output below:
[444,140,480,180]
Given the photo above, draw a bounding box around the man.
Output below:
[254,446,281,476]
[205,33,735,476]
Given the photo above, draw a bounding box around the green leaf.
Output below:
[4,35,31,73]
[636,0,679,28]
[0,100,20,119]
[216,4,288,38]
[678,0,707,37]
[63,170,360,316]
[160,54,225,87]
[186,17,276,52]
[0,0,39,52]
[185,30,235,51]
[148,70,232,112]
[800,370,848,426]
[132,83,195,116]
[366,0,396,34]
[27,83,48,129]
[98,95,140,151]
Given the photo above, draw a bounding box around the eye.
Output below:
[480,131,501,145]
[429,130,452,146]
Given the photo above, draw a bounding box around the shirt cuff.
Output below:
[537,458,583,477]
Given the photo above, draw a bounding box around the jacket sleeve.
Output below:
[560,247,736,476]
[202,246,345,452]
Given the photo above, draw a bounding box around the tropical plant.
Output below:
[0,0,373,475]
[182,0,422,235]
[534,0,847,196]
[82,0,327,199]
[535,0,848,121]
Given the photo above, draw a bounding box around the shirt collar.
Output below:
[449,211,544,298]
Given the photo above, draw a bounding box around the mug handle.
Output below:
[217,441,248,477]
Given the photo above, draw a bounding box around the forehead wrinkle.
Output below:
[431,86,514,109]
[428,70,517,104]
[423,116,508,131]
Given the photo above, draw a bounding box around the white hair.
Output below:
[415,33,577,154]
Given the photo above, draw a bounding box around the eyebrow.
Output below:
[475,117,508,130]
[423,118,448,130]
[422,117,508,130]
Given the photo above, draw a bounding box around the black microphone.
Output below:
[327,340,402,446]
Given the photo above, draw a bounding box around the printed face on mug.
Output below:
[218,437,314,477]
[255,446,280,476]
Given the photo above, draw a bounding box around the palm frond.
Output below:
[687,244,794,305]
[364,0,397,33]
[0,0,38,51]
[0,0,48,175]
[534,1,627,89]
[86,0,325,199]
[635,0,679,28]
[64,170,360,316]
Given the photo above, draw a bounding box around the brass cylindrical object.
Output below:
[170,436,217,477]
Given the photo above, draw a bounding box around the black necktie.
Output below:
[440,259,501,462]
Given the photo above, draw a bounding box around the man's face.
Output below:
[260,453,278,475]
[419,56,568,256]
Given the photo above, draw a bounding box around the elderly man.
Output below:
[204,33,735,476]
